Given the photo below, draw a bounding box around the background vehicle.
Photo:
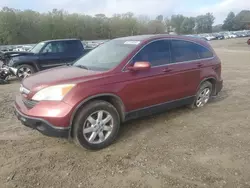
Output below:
[6,39,92,79]
[14,34,223,150]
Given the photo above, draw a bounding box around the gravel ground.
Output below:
[0,38,250,188]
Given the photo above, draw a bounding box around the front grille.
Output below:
[22,97,38,109]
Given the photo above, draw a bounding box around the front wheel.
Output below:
[189,81,212,109]
[72,100,120,150]
[16,64,35,80]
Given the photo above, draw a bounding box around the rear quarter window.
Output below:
[196,44,214,59]
[64,40,83,55]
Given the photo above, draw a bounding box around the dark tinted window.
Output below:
[64,40,83,55]
[196,45,213,59]
[171,40,213,63]
[171,40,199,63]
[132,40,171,67]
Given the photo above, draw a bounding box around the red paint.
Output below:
[16,35,222,128]
[247,39,250,45]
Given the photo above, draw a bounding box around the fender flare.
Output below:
[197,77,217,95]
[14,61,40,72]
[69,93,126,127]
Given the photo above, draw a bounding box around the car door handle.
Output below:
[197,63,204,68]
[162,68,173,72]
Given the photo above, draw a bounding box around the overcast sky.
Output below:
[1,0,250,24]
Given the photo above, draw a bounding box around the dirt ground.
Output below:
[1,38,250,188]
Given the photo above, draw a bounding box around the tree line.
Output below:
[0,7,249,45]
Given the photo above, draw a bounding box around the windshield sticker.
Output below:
[124,41,141,45]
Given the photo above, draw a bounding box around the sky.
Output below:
[1,0,250,24]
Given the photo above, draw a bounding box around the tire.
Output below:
[72,100,120,150]
[188,81,213,109]
[16,64,35,80]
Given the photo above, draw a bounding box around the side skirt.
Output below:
[125,96,195,121]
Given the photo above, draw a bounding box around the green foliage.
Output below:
[0,6,248,45]
[222,12,236,31]
[170,14,185,34]
[222,10,250,31]
[195,13,215,34]
[180,17,195,34]
[233,10,250,30]
[212,24,223,32]
[0,8,166,45]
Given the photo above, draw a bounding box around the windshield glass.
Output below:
[73,39,140,71]
[29,42,45,53]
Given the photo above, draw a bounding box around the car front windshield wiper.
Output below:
[75,64,89,70]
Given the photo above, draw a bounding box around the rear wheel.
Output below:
[189,81,212,109]
[72,100,120,150]
[16,64,35,80]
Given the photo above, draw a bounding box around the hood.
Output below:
[9,54,38,66]
[22,66,103,91]
[1,51,34,58]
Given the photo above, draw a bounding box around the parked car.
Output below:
[213,33,224,40]
[14,34,223,150]
[247,39,250,45]
[203,34,216,41]
[6,39,91,79]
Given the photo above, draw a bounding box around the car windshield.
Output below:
[29,42,45,53]
[73,39,140,71]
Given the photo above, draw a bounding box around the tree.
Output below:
[222,12,236,31]
[180,17,195,34]
[212,24,223,32]
[147,20,166,34]
[156,15,164,22]
[0,7,249,45]
[164,17,172,34]
[195,13,215,33]
[233,10,250,30]
[170,14,185,34]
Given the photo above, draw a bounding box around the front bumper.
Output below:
[14,107,69,138]
[14,94,73,138]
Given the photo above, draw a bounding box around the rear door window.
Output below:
[132,40,171,67]
[171,40,200,63]
[171,40,213,63]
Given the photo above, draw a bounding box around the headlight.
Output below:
[32,84,75,101]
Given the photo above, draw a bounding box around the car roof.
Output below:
[114,34,206,43]
[42,38,80,43]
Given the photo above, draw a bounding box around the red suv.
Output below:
[14,35,223,150]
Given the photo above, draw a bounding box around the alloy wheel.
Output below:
[17,67,32,78]
[83,110,113,144]
[196,88,211,107]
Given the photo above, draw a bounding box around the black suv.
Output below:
[7,39,88,79]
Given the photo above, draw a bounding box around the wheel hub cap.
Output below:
[196,88,211,107]
[83,110,114,144]
[18,67,31,78]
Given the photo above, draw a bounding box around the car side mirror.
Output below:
[127,61,151,71]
